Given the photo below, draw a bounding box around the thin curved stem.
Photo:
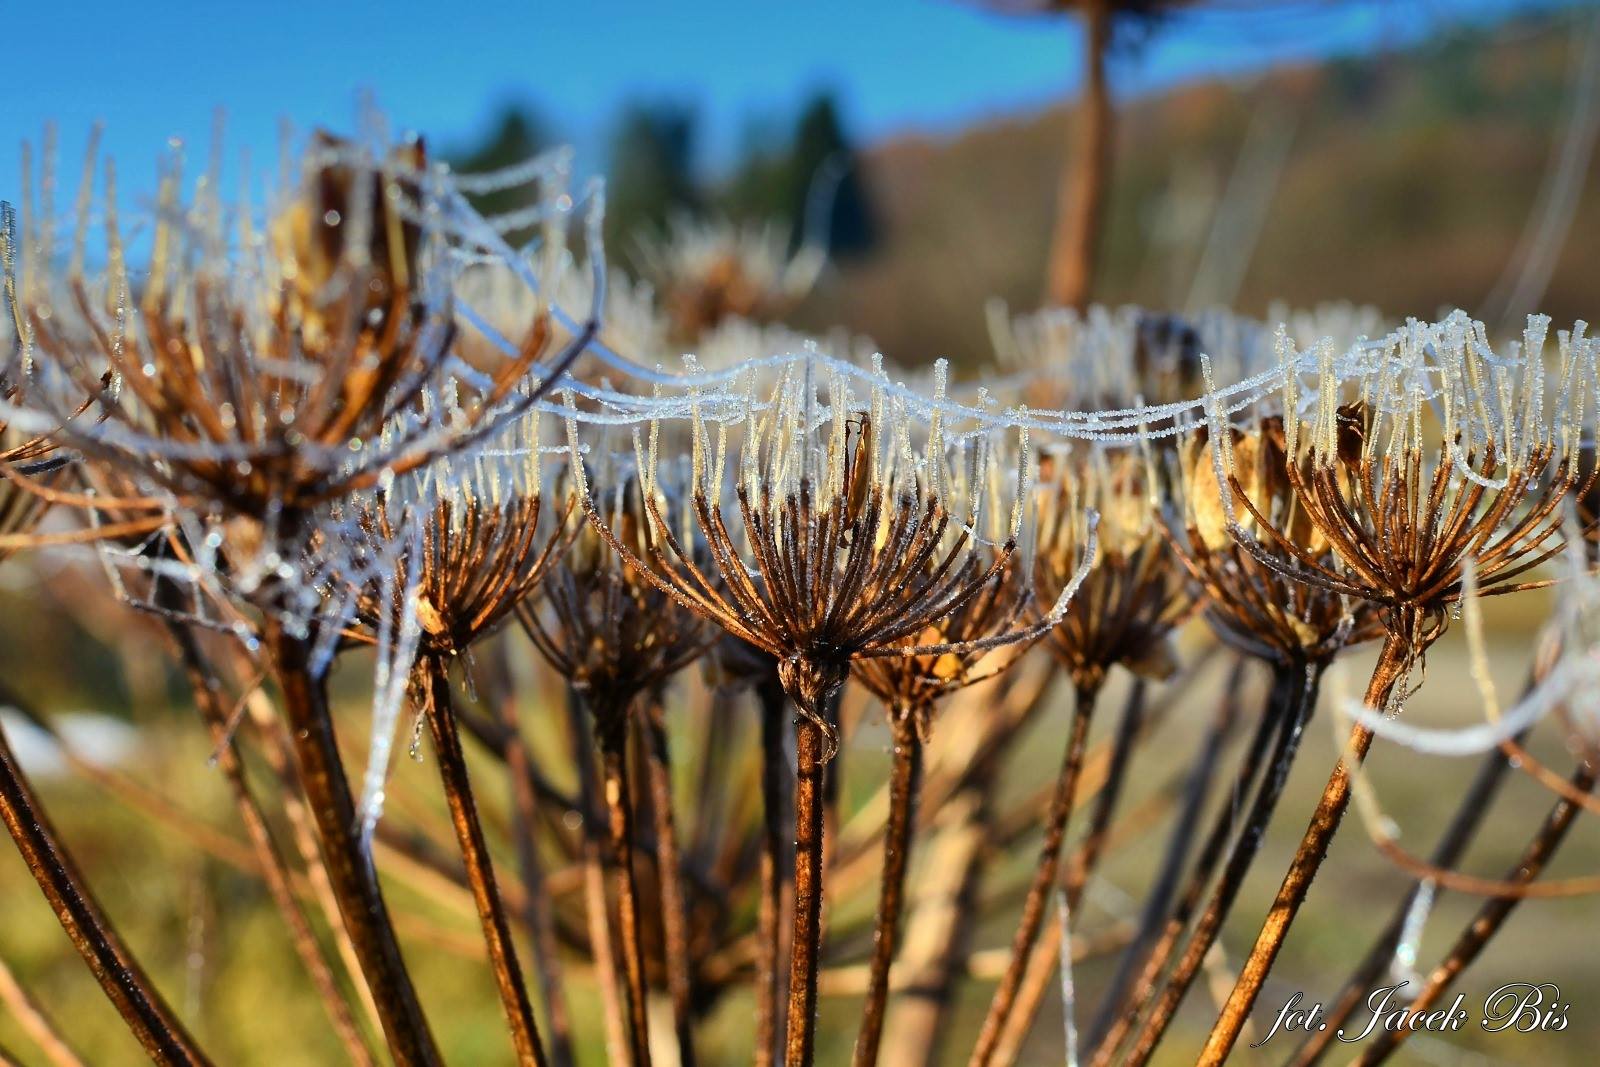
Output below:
[1084,658,1244,1052]
[992,678,1148,1065]
[420,656,548,1067]
[489,653,576,1067]
[245,693,384,1043]
[1089,662,1296,1066]
[852,713,924,1067]
[264,617,440,1067]
[0,714,210,1065]
[968,678,1099,1067]
[881,662,1060,1067]
[1066,678,1147,915]
[564,690,632,1067]
[1196,634,1408,1065]
[0,955,86,1067]
[161,623,374,1067]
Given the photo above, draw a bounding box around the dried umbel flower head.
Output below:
[989,303,1250,413]
[350,409,574,661]
[576,360,1087,742]
[850,557,1034,739]
[1186,316,1600,1065]
[330,409,576,1065]
[1,124,605,1067]
[6,130,589,560]
[0,203,112,558]
[270,131,427,339]
[519,452,713,744]
[1032,440,1189,691]
[1169,415,1384,665]
[637,216,824,344]
[15,134,435,514]
[569,359,1092,1064]
[1212,315,1599,656]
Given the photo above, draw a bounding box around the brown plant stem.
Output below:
[879,663,1065,1067]
[879,787,990,1067]
[1286,737,1520,1067]
[1066,678,1147,914]
[1089,662,1292,1066]
[967,678,1099,1067]
[262,616,440,1067]
[163,624,374,1067]
[851,713,925,1067]
[489,655,577,1067]
[785,710,830,1066]
[1084,658,1245,1052]
[819,688,846,959]
[1122,662,1323,1066]
[991,678,1148,1065]
[0,714,209,1065]
[564,689,633,1067]
[244,691,385,1040]
[599,723,654,1067]
[419,656,547,1067]
[1350,760,1597,1066]
[1045,0,1113,308]
[756,676,789,1067]
[643,695,697,1067]
[1197,634,1408,1065]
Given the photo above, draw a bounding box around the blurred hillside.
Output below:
[795,8,1599,366]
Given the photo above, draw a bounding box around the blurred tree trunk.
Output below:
[1046,0,1114,308]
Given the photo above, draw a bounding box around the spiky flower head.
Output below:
[1031,439,1189,690]
[1210,313,1598,656]
[572,358,1091,752]
[636,216,823,344]
[521,439,713,746]
[1169,415,1384,665]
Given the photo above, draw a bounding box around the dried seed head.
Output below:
[1219,312,1600,654]
[1169,416,1381,665]
[269,131,427,342]
[852,556,1035,738]
[348,457,568,661]
[576,365,1081,755]
[1032,442,1188,690]
[522,456,713,745]
[636,217,823,344]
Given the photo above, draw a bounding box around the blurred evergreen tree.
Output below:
[446,104,551,243]
[721,118,792,224]
[785,92,875,259]
[606,102,701,265]
[721,91,877,260]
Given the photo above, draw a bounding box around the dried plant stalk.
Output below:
[0,719,210,1065]
[265,616,442,1065]
[418,655,548,1066]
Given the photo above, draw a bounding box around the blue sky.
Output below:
[0,0,1567,201]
